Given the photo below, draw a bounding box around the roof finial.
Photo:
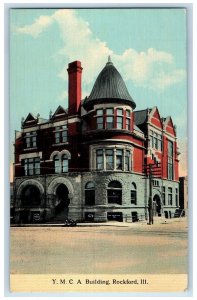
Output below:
[106,55,113,65]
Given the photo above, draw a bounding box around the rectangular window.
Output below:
[162,186,166,205]
[168,140,173,157]
[106,149,114,170]
[149,130,153,148]
[106,108,114,129]
[117,108,123,116]
[96,109,103,116]
[55,159,61,173]
[168,187,173,205]
[55,132,60,144]
[126,110,131,130]
[62,159,68,173]
[97,116,104,129]
[131,191,137,205]
[168,141,174,180]
[175,188,178,207]
[126,118,130,130]
[117,117,123,129]
[34,158,40,175]
[55,125,68,144]
[116,109,123,129]
[153,132,158,149]
[23,157,40,176]
[116,149,123,170]
[96,109,104,129]
[25,131,37,148]
[106,108,113,115]
[126,110,130,118]
[158,134,162,151]
[106,116,114,129]
[150,131,163,151]
[125,150,130,171]
[96,149,104,170]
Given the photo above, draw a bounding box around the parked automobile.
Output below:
[174,209,185,218]
[63,219,77,227]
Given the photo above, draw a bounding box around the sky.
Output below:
[9,8,187,179]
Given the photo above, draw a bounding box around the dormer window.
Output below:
[25,131,37,148]
[55,125,68,144]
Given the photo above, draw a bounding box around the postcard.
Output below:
[9,7,188,293]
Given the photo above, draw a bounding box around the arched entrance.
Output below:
[54,184,70,220]
[21,185,41,207]
[20,185,42,223]
[153,194,162,216]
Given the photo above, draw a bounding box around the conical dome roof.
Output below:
[83,57,136,109]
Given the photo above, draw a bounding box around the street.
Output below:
[10,218,188,274]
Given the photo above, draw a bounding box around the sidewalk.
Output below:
[11,216,187,228]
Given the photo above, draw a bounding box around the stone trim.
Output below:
[19,152,42,162]
[47,176,74,200]
[17,179,45,198]
[50,149,71,160]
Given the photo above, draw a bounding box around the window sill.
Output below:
[52,142,68,146]
[23,147,38,151]
[94,169,132,173]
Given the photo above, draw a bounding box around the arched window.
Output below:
[85,182,95,205]
[54,154,69,173]
[107,181,122,205]
[62,154,68,173]
[54,155,61,173]
[131,182,137,205]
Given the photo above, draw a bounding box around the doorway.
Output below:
[55,184,70,220]
[153,194,162,216]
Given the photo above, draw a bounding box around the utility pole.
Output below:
[148,164,153,225]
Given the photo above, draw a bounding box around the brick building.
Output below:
[13,58,179,223]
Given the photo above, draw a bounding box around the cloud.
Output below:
[15,15,54,38]
[15,9,186,92]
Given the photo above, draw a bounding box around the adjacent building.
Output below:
[12,58,180,223]
[179,176,188,210]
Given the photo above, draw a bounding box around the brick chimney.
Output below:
[67,61,83,115]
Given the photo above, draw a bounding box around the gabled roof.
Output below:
[133,109,148,126]
[22,113,38,128]
[163,116,176,136]
[51,105,68,119]
[24,113,37,123]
